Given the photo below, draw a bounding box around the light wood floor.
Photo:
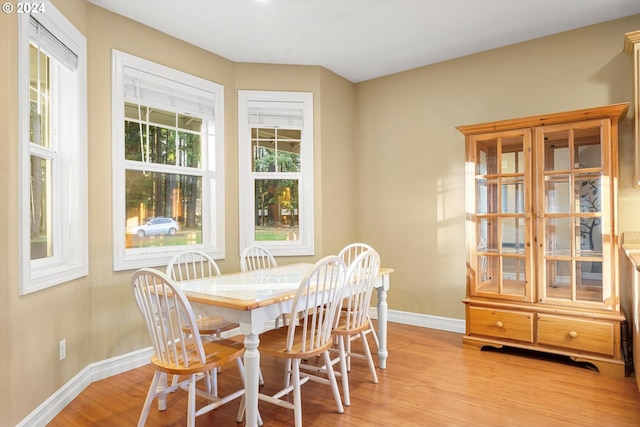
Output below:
[48,322,640,426]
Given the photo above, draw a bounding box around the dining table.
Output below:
[177,262,393,427]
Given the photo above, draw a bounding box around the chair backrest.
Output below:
[338,242,375,267]
[339,249,381,331]
[166,250,221,281]
[285,255,347,352]
[240,245,277,272]
[131,268,206,368]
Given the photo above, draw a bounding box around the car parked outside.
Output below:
[128,217,179,238]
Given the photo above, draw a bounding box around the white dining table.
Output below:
[177,262,393,427]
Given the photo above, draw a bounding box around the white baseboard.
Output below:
[19,311,463,426]
[18,347,153,427]
[368,307,465,334]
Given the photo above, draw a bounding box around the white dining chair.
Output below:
[130,268,247,427]
[330,249,381,406]
[240,245,289,328]
[166,250,243,392]
[256,255,348,427]
[338,242,380,350]
[166,250,241,340]
[240,245,278,272]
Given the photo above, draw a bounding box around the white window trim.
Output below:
[238,90,314,257]
[111,50,225,271]
[18,2,88,294]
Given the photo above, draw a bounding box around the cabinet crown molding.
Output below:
[456,103,629,136]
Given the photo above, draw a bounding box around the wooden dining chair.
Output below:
[240,245,278,272]
[167,249,264,388]
[338,242,380,350]
[240,245,290,328]
[166,250,240,340]
[330,249,380,406]
[130,268,247,427]
[256,255,348,427]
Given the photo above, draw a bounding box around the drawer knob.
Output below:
[569,330,578,338]
[495,321,504,328]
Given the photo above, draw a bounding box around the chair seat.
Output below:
[191,316,240,336]
[259,325,334,360]
[333,313,370,336]
[151,339,245,376]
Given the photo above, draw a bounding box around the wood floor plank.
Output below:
[48,323,640,426]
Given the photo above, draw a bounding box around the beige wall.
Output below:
[0,1,358,423]
[356,14,640,320]
[1,0,639,423]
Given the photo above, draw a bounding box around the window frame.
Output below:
[238,90,314,257]
[18,3,88,295]
[111,50,225,271]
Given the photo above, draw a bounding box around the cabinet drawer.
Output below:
[537,314,615,356]
[468,307,534,343]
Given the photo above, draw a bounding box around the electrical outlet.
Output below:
[59,339,66,361]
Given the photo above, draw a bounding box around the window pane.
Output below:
[149,107,175,128]
[125,170,202,248]
[124,103,202,168]
[251,127,301,172]
[29,44,50,148]
[176,131,202,168]
[254,179,299,241]
[30,156,52,260]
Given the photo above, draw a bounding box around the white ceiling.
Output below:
[88,0,640,83]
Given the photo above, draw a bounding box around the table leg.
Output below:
[376,283,389,369]
[243,332,260,427]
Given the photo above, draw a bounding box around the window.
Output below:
[238,91,314,256]
[112,51,224,271]
[18,4,88,294]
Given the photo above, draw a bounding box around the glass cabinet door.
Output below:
[536,120,610,307]
[470,131,532,301]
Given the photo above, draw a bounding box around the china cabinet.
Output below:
[457,103,629,376]
[624,30,640,185]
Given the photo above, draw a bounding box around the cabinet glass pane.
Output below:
[544,130,570,171]
[501,177,524,213]
[577,217,602,257]
[477,178,498,214]
[576,261,602,302]
[478,255,499,292]
[545,259,572,300]
[545,217,571,256]
[576,174,601,214]
[503,257,526,296]
[478,218,498,253]
[501,136,524,173]
[502,217,524,254]
[545,175,570,213]
[476,139,498,175]
[574,127,601,168]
